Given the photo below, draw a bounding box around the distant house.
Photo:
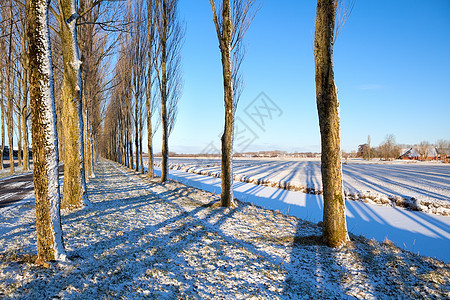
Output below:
[437,149,450,161]
[399,147,438,160]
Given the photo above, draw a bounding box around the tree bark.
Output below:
[27,0,66,262]
[219,0,235,207]
[210,0,235,207]
[160,0,169,183]
[7,0,14,174]
[58,0,89,209]
[21,49,30,171]
[314,0,349,247]
[147,0,154,178]
[0,76,5,170]
[21,107,29,171]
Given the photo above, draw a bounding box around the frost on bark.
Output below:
[57,0,89,209]
[0,75,5,170]
[27,0,66,262]
[314,0,349,247]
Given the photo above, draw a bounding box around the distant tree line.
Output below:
[357,135,450,161]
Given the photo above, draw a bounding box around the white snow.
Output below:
[149,162,450,262]
[1,160,449,299]
[155,158,450,215]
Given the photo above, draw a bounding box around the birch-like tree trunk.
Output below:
[27,0,66,263]
[314,0,349,247]
[57,0,89,209]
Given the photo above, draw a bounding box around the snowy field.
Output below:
[154,158,450,215]
[1,160,449,299]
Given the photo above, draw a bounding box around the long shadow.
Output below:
[18,167,290,298]
[343,164,450,201]
[343,166,448,201]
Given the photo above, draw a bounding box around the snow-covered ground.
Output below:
[1,160,449,299]
[154,158,450,215]
[153,166,450,262]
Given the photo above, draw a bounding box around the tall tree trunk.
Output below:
[58,0,89,209]
[83,107,91,179]
[7,1,14,174]
[18,102,22,167]
[146,102,153,176]
[160,0,169,183]
[27,0,66,262]
[0,78,5,170]
[314,0,348,247]
[218,0,235,207]
[128,112,133,168]
[17,72,23,167]
[22,48,30,171]
[88,118,95,177]
[139,132,143,173]
[21,107,29,171]
[135,105,139,172]
[146,0,154,178]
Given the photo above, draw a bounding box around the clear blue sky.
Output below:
[151,0,450,154]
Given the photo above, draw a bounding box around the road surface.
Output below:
[0,166,63,208]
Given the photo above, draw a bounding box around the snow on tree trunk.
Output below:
[59,0,89,209]
[314,0,349,247]
[0,76,5,170]
[27,0,66,262]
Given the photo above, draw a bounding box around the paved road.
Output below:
[0,166,63,208]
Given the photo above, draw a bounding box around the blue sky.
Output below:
[152,0,450,154]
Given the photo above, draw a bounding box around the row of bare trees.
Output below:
[7,0,353,261]
[1,0,120,262]
[0,0,31,173]
[101,0,183,183]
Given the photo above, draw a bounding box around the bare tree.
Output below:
[19,3,31,171]
[78,0,117,179]
[54,0,90,209]
[314,0,349,247]
[146,0,158,178]
[0,47,4,170]
[378,134,399,161]
[209,0,257,207]
[417,140,431,161]
[3,0,15,174]
[125,0,148,173]
[26,0,66,263]
[154,0,184,183]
